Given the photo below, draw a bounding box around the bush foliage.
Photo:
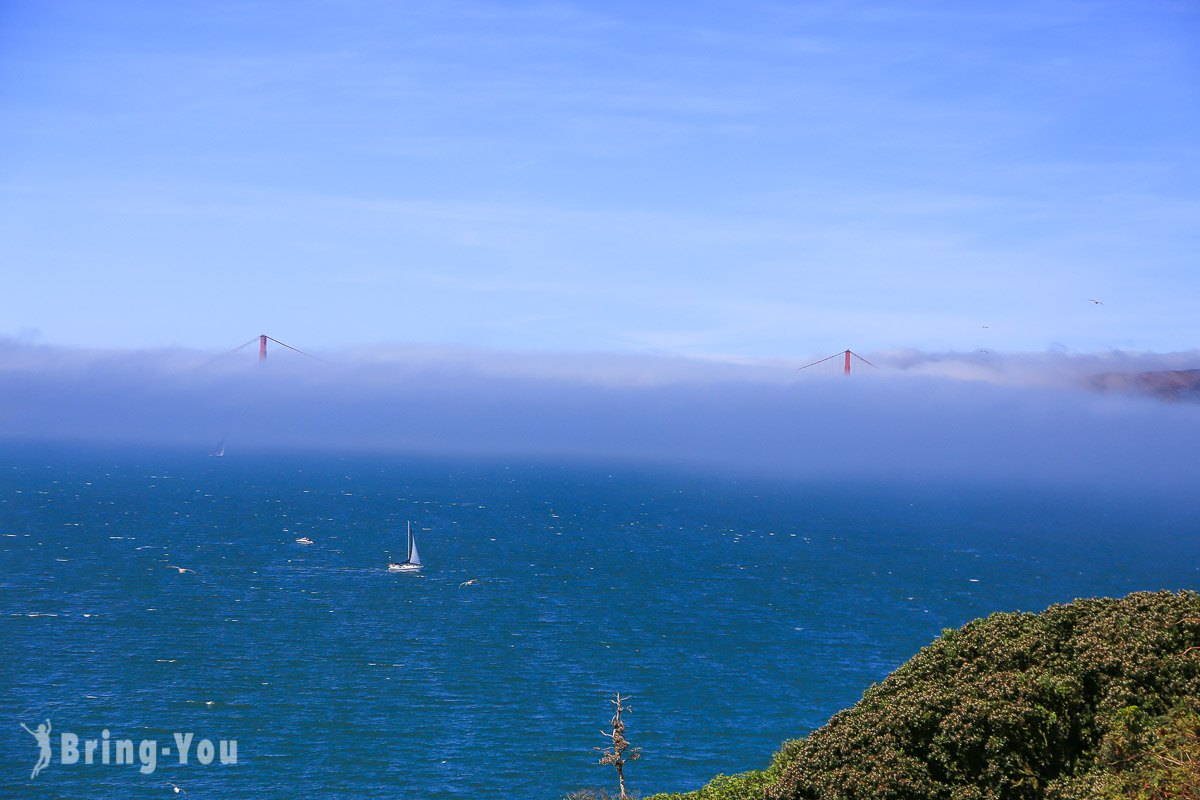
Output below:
[649,591,1200,800]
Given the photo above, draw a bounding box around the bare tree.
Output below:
[595,693,642,800]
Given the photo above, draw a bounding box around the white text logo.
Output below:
[19,720,238,778]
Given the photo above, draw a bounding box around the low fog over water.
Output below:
[2,342,1197,490]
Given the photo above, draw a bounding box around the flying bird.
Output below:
[165,566,197,575]
[458,579,480,588]
[167,784,190,798]
[1088,299,1103,305]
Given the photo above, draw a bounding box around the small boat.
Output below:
[210,436,226,457]
[295,537,313,545]
[388,522,421,572]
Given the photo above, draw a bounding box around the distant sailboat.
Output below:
[210,436,226,457]
[388,522,421,572]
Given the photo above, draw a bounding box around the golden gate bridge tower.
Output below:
[797,349,877,375]
[216,334,325,363]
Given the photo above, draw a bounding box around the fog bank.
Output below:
[2,342,1197,489]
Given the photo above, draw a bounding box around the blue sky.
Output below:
[1,0,1197,359]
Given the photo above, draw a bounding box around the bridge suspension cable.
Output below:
[202,334,327,367]
[255,334,327,363]
[797,349,877,375]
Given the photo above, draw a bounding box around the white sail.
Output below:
[408,532,421,566]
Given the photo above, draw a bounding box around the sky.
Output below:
[1,0,1198,359]
[1,1,1198,484]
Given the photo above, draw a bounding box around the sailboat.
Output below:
[210,435,226,457]
[387,522,421,572]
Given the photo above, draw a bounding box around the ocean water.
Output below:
[2,445,1198,798]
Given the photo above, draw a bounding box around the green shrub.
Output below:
[647,739,804,800]
[650,591,1200,800]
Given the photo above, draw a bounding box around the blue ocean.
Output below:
[2,444,1198,798]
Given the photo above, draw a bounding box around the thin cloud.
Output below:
[873,347,1200,389]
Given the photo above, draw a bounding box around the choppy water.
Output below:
[2,444,1198,798]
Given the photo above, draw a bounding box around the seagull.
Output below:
[165,566,198,575]
[1088,299,1103,305]
[458,579,480,588]
[167,783,190,798]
